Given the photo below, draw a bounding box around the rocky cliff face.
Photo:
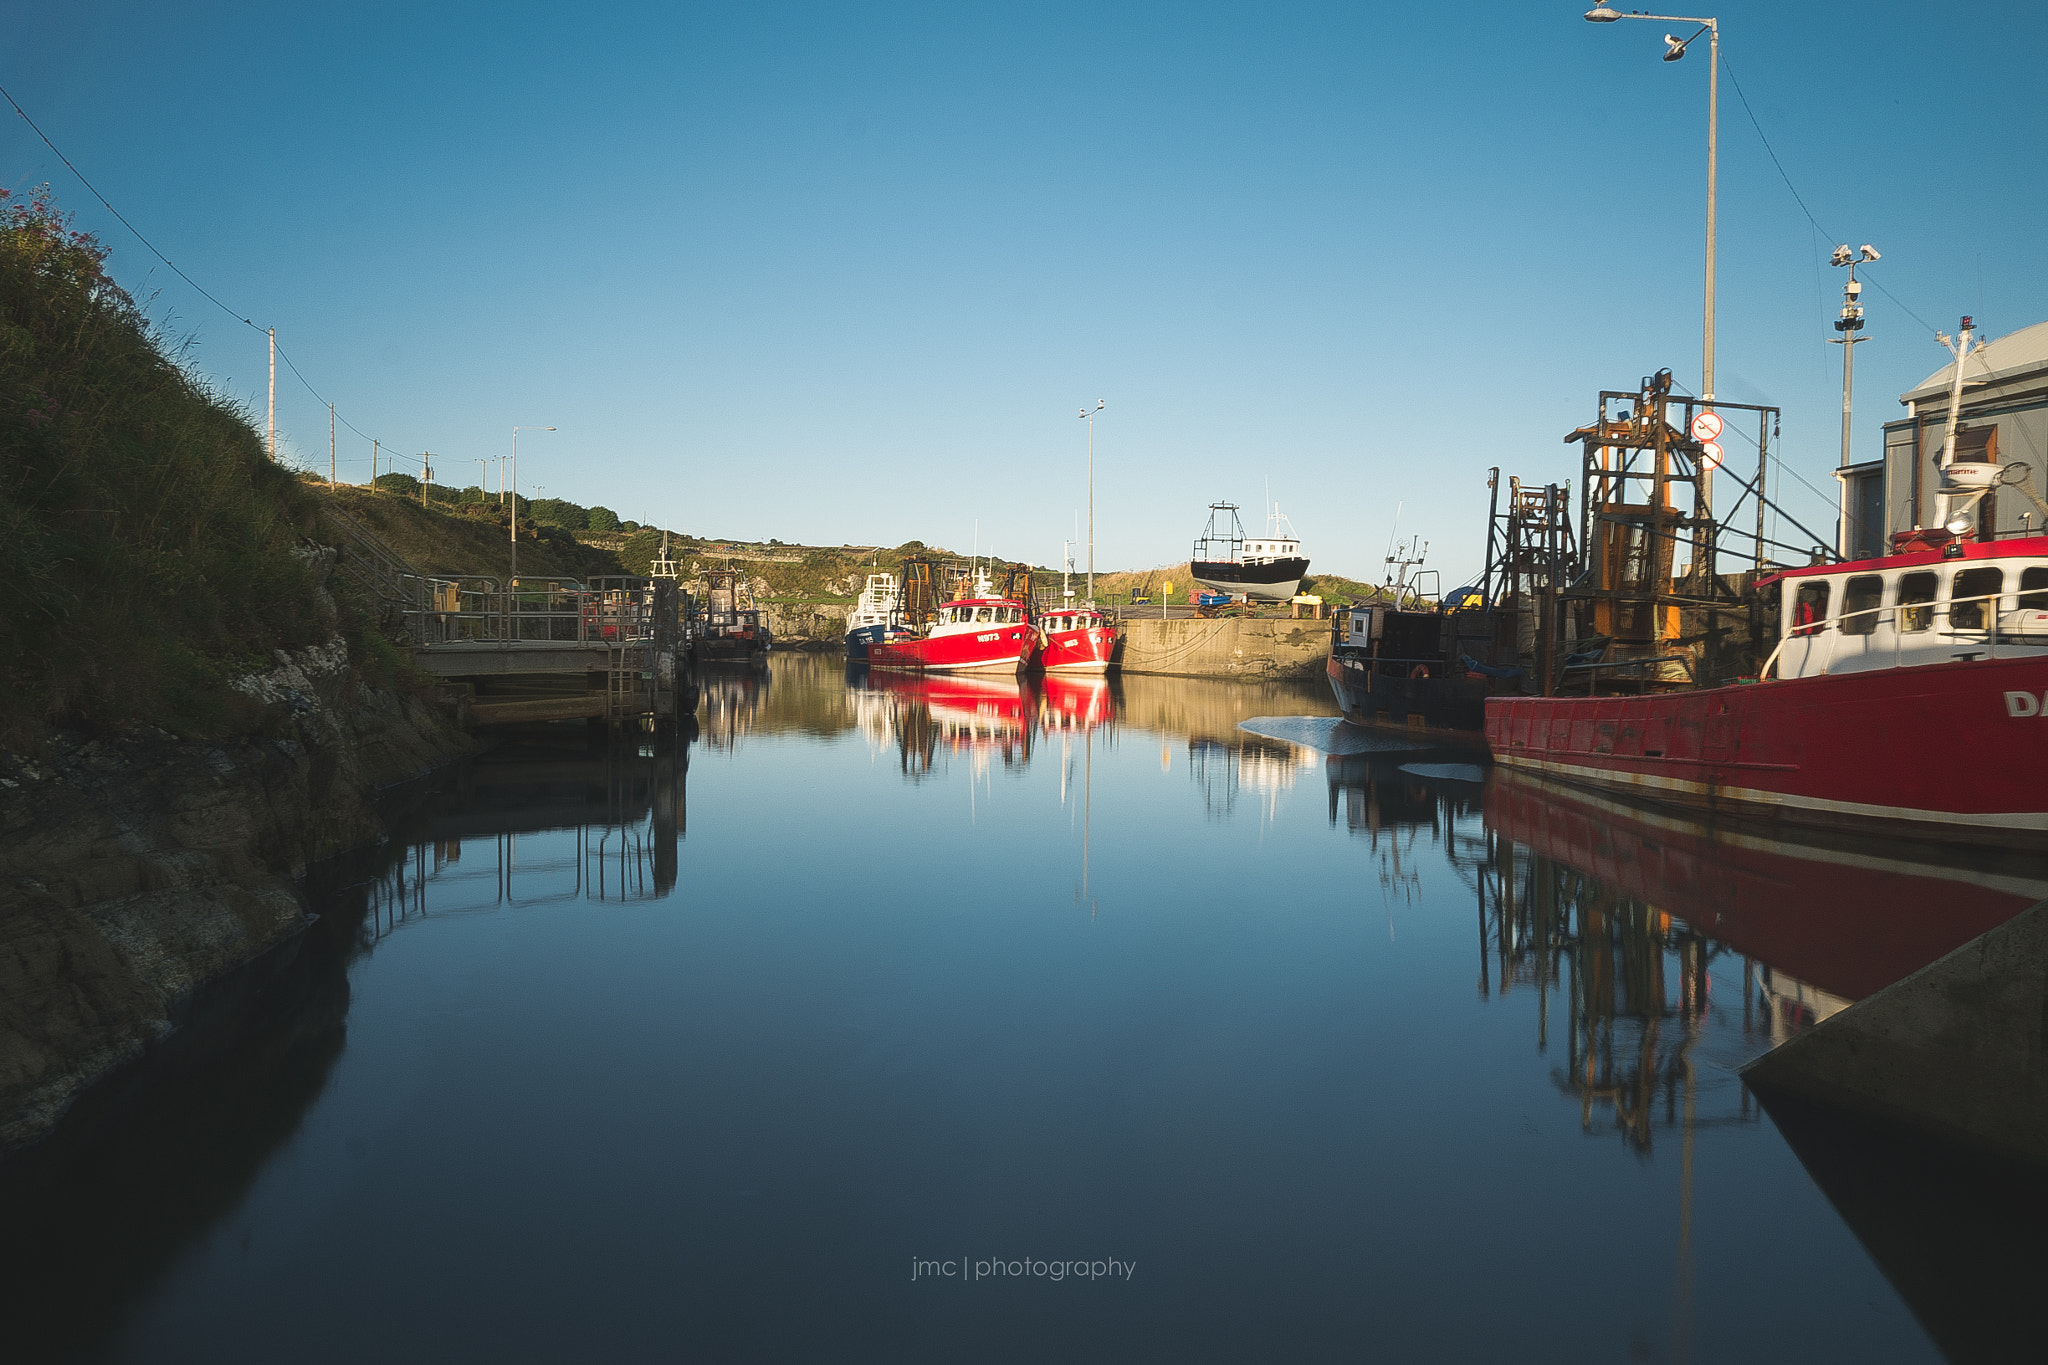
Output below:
[0,642,475,1152]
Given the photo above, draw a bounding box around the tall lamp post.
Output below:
[510,425,555,582]
[1585,5,1719,514]
[1078,399,1104,604]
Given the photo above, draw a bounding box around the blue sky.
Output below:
[8,1,2046,584]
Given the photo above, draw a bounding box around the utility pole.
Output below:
[421,453,433,506]
[267,328,276,461]
[329,403,336,486]
[1829,244,1878,557]
[373,439,379,482]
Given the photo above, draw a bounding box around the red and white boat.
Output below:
[867,579,1039,674]
[1486,531,2048,847]
[1035,605,1119,673]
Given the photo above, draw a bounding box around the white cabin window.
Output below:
[1897,572,1937,633]
[1841,575,1883,636]
[1792,581,1830,636]
[2022,568,2048,611]
[1952,567,2003,632]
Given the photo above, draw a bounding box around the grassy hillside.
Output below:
[322,485,620,582]
[0,188,336,742]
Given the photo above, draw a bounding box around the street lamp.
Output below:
[1585,5,1720,510]
[1078,399,1105,605]
[510,425,555,582]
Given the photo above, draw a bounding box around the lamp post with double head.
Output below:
[1585,6,1719,515]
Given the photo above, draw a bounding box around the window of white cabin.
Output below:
[1841,576,1883,636]
[1951,567,2004,631]
[1897,572,1937,632]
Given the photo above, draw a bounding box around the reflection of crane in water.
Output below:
[1323,755,1489,925]
[1476,835,1758,1156]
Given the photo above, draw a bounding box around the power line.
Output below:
[1,80,261,334]
[2,78,423,473]
[1717,53,1937,337]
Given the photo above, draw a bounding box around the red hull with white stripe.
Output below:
[1485,655,2048,847]
[1035,607,1119,673]
[868,596,1038,674]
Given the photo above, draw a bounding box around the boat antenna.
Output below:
[1381,501,1404,587]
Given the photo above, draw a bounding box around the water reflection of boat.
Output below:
[697,667,770,753]
[1484,767,2047,1002]
[1481,743,2048,1360]
[1037,673,1116,735]
[852,669,1035,778]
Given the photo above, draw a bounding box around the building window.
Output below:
[1841,575,1883,636]
[1951,567,2004,631]
[1897,572,1937,633]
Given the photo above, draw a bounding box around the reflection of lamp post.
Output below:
[510,425,555,582]
[1078,400,1104,604]
[1585,6,1719,512]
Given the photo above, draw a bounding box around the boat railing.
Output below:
[1760,590,2036,680]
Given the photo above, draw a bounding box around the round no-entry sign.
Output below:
[1690,410,1724,443]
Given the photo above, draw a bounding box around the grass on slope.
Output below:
[0,188,336,743]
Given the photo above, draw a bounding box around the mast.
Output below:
[1934,315,1981,530]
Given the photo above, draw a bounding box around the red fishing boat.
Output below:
[1035,605,1119,673]
[1486,531,2048,845]
[1481,338,2048,847]
[867,571,1038,674]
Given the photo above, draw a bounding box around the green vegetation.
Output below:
[0,187,335,743]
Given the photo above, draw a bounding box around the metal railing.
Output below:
[1760,590,2048,679]
[398,575,674,649]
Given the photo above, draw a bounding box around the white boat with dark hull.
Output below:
[844,572,914,660]
[1189,501,1309,601]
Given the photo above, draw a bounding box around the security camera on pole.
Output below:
[1829,243,1879,557]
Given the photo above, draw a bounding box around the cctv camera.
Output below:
[1830,244,1853,266]
[1859,244,1880,262]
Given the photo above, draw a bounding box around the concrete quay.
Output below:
[1743,896,2048,1166]
[1114,616,1328,680]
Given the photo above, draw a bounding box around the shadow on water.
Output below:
[0,725,690,1364]
[1754,1093,2048,1365]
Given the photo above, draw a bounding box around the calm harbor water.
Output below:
[8,654,2048,1363]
